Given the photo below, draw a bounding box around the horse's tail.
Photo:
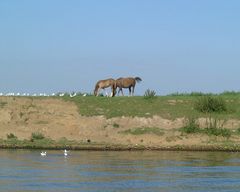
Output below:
[113,80,117,89]
[135,77,142,83]
[110,80,117,97]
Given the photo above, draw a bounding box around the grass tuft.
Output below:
[31,132,45,140]
[181,116,231,138]
[194,96,227,113]
[0,101,7,108]
[144,89,157,99]
[180,117,201,133]
[113,123,120,128]
[7,133,18,140]
[121,127,164,136]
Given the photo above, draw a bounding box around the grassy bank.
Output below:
[2,137,240,152]
[1,92,240,151]
[63,93,240,119]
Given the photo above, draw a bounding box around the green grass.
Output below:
[143,89,157,100]
[121,127,164,136]
[7,133,18,139]
[0,137,131,150]
[63,94,240,119]
[180,117,201,134]
[2,135,88,149]
[236,128,240,134]
[113,123,120,128]
[2,137,62,148]
[204,127,231,138]
[31,132,45,140]
[63,95,196,119]
[0,101,7,108]
[180,116,231,138]
[195,96,227,113]
[181,126,231,138]
[35,120,49,125]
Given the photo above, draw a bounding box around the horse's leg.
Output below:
[121,88,124,96]
[110,87,113,97]
[110,86,114,97]
[132,85,135,96]
[129,87,131,96]
[118,87,123,96]
[103,88,108,97]
[96,88,99,96]
[113,84,117,97]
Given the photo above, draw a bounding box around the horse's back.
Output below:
[97,78,115,88]
[116,77,134,88]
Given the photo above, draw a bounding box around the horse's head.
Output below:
[94,82,100,96]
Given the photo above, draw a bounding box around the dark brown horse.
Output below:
[115,77,142,96]
[94,78,116,97]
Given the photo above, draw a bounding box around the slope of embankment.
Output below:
[1,95,240,151]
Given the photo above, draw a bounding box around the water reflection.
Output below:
[0,150,240,191]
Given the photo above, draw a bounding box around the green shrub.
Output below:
[0,102,7,108]
[168,92,212,96]
[220,91,240,96]
[204,127,231,137]
[236,128,240,134]
[181,117,201,133]
[204,117,230,137]
[144,89,156,99]
[113,123,120,128]
[7,133,17,139]
[181,116,231,138]
[31,132,45,140]
[194,96,227,113]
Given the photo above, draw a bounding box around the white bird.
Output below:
[51,93,56,96]
[64,149,68,157]
[40,151,47,156]
[59,93,65,97]
[70,92,77,97]
[82,93,87,97]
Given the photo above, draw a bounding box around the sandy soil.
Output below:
[1,97,240,149]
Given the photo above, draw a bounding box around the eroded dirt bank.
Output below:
[1,97,240,150]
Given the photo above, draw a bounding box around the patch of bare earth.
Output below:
[1,97,240,148]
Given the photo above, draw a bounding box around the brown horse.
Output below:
[115,77,142,96]
[94,78,116,97]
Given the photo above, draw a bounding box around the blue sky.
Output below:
[0,0,240,95]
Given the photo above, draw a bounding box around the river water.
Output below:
[0,150,240,192]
